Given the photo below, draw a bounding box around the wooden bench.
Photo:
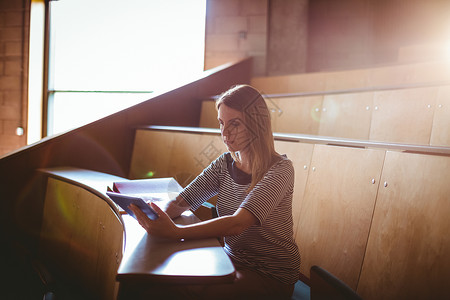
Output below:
[129,126,450,300]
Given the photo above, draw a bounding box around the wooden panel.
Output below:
[167,132,206,185]
[251,75,290,94]
[129,130,175,179]
[430,86,450,146]
[130,129,226,186]
[284,71,327,93]
[95,204,124,299]
[40,179,78,271]
[295,145,385,288]
[251,72,326,94]
[40,178,123,299]
[267,96,322,135]
[370,87,438,144]
[368,64,415,87]
[324,69,370,91]
[199,101,219,128]
[318,92,373,139]
[253,61,450,95]
[357,151,450,300]
[168,132,226,187]
[409,61,450,84]
[274,140,314,238]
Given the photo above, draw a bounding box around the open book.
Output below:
[106,177,183,220]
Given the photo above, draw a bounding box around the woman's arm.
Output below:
[178,207,258,239]
[163,195,191,219]
[129,203,258,240]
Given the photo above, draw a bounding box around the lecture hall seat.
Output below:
[309,265,363,300]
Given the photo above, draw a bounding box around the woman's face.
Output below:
[218,104,250,152]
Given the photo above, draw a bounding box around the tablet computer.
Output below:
[106,191,159,220]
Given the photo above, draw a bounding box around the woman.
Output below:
[130,84,300,299]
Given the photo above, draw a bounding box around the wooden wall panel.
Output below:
[318,92,373,139]
[268,96,322,135]
[129,129,226,187]
[199,84,450,146]
[295,145,385,288]
[324,69,370,91]
[252,61,450,95]
[252,72,326,94]
[274,140,314,238]
[409,61,450,84]
[199,101,219,128]
[129,130,175,179]
[370,87,437,144]
[357,151,450,300]
[430,86,450,146]
[368,63,416,87]
[169,133,226,187]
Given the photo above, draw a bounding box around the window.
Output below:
[42,0,206,136]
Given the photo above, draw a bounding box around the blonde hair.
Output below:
[216,84,279,192]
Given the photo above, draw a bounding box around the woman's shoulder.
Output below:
[276,154,293,167]
[219,152,233,163]
[223,152,232,161]
[208,152,231,168]
[271,154,294,174]
[210,152,229,161]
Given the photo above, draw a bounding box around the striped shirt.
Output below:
[179,152,301,284]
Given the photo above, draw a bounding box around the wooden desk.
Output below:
[118,214,235,283]
[38,168,236,297]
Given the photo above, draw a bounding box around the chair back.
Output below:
[310,265,363,300]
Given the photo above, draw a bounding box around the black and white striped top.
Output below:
[179,152,301,284]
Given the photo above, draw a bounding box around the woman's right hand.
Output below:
[129,202,181,240]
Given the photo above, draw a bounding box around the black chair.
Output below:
[310,265,363,300]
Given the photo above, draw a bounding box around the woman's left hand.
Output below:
[129,202,180,240]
